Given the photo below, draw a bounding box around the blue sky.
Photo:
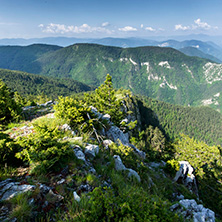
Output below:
[0,0,221,38]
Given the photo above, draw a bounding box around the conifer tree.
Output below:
[0,79,21,124]
[85,74,124,125]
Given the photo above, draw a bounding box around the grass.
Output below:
[9,192,33,222]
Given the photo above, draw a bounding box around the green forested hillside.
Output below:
[1,43,222,111]
[138,95,222,146]
[0,44,61,72]
[0,69,93,99]
[26,44,222,111]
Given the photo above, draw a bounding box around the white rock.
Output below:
[174,161,198,196]
[102,139,113,149]
[1,184,36,201]
[127,168,141,182]
[113,155,126,171]
[106,125,129,145]
[178,199,215,222]
[113,155,141,182]
[73,191,81,202]
[84,144,99,158]
[102,114,111,122]
[61,124,72,131]
[73,146,86,161]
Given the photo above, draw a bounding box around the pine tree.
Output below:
[85,74,124,125]
[0,79,22,124]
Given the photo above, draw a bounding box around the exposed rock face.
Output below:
[113,155,141,182]
[173,161,199,197]
[171,199,215,222]
[0,180,35,201]
[106,125,129,145]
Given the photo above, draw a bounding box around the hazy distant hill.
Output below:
[0,37,221,61]
[179,47,221,63]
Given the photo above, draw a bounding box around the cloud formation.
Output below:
[145,26,156,32]
[39,23,113,34]
[118,26,137,32]
[175,18,217,31]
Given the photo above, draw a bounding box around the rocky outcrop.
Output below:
[173,161,199,197]
[113,155,141,182]
[0,179,35,201]
[171,199,215,222]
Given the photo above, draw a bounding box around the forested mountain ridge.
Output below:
[0,44,61,72]
[1,43,222,111]
[0,68,93,99]
[30,44,222,111]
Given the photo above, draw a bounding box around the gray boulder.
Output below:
[0,180,35,201]
[106,125,129,145]
[73,145,86,161]
[179,199,215,222]
[84,144,99,158]
[113,155,141,182]
[174,161,199,197]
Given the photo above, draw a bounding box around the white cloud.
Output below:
[175,18,218,31]
[145,26,156,32]
[194,18,211,29]
[118,26,137,32]
[140,24,144,28]
[101,22,109,27]
[39,23,113,34]
[175,24,190,31]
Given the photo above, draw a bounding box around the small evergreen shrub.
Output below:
[16,122,74,174]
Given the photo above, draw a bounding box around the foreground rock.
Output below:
[173,161,199,197]
[113,155,141,182]
[171,199,215,222]
[0,179,35,201]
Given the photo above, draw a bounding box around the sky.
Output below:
[0,0,221,39]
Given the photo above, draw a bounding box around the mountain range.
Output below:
[0,43,221,111]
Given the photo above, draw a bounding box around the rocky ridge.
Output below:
[0,101,217,221]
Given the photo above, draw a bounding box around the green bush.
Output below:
[0,79,22,124]
[0,131,21,166]
[16,122,74,174]
[65,186,182,221]
[165,159,180,176]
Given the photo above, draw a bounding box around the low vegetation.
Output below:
[0,74,221,221]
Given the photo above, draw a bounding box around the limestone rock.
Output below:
[113,155,141,182]
[73,191,81,202]
[113,155,127,171]
[45,189,64,204]
[102,114,111,122]
[106,125,129,145]
[84,144,99,158]
[0,180,35,201]
[174,161,199,197]
[179,199,215,222]
[102,139,113,150]
[127,168,141,182]
[73,145,86,161]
